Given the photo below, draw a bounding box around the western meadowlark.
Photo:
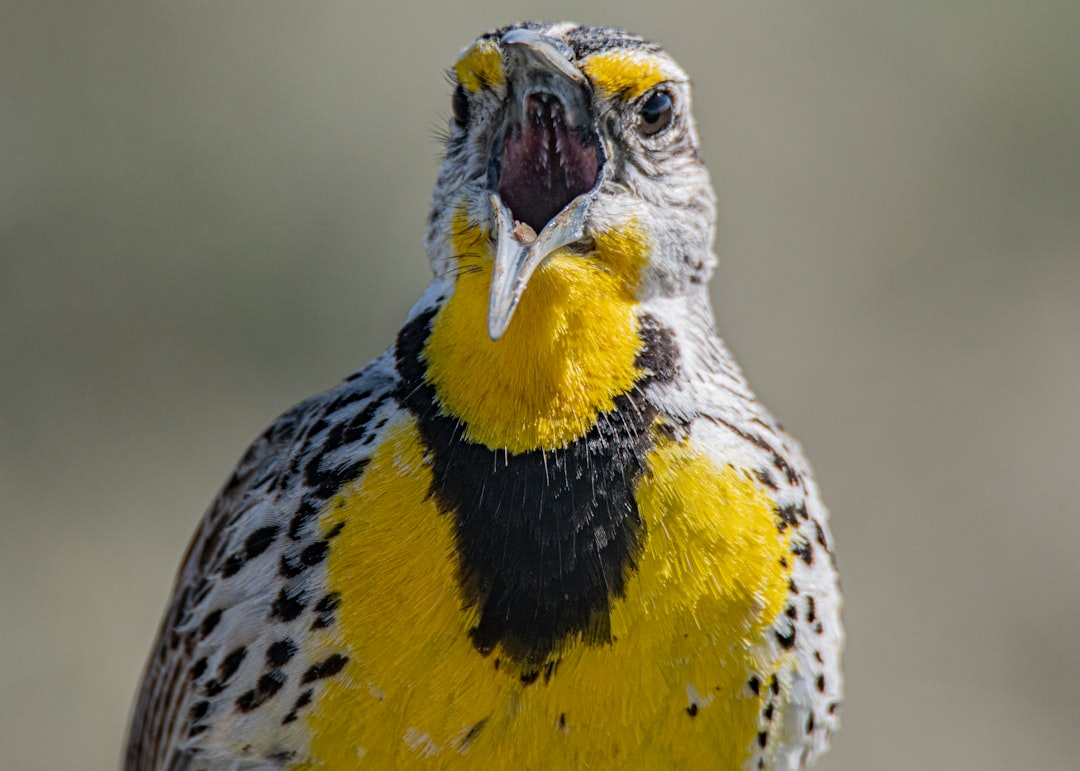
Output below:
[125,22,842,770]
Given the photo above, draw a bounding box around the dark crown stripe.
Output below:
[484,22,660,59]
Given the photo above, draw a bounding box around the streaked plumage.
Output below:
[126,22,842,770]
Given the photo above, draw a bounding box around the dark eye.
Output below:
[452,84,470,127]
[640,90,673,136]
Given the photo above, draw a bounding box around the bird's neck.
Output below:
[422,218,650,453]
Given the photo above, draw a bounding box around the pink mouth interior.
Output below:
[496,92,600,235]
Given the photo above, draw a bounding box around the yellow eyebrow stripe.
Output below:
[454,39,505,93]
[583,51,666,98]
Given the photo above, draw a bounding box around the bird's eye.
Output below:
[452,84,470,127]
[639,90,673,136]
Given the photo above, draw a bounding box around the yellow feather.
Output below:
[583,51,667,99]
[300,423,791,768]
[454,40,505,93]
[423,212,647,453]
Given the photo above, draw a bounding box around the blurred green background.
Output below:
[3,2,1079,769]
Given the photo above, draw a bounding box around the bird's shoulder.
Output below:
[641,299,843,767]
[124,349,405,770]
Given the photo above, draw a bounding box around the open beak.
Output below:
[486,30,605,340]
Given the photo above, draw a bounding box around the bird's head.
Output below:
[426,22,717,340]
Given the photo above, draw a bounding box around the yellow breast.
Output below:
[297,419,791,769]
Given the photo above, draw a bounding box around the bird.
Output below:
[124,21,842,771]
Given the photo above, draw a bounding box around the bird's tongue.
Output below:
[497,93,600,236]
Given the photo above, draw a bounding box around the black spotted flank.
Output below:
[259,670,286,696]
[302,654,349,684]
[319,391,391,457]
[776,627,797,650]
[270,587,307,622]
[792,539,814,566]
[395,311,680,666]
[216,526,279,578]
[199,609,223,638]
[282,688,314,725]
[288,499,319,541]
[203,646,247,697]
[221,554,244,577]
[776,455,800,486]
[266,639,297,668]
[712,418,799,486]
[748,676,761,695]
[279,552,305,579]
[279,539,328,581]
[189,700,210,721]
[219,647,247,681]
[304,456,370,501]
[325,388,367,413]
[813,520,829,549]
[776,503,806,531]
[235,670,286,713]
[245,526,279,559]
[301,540,329,566]
[312,591,341,630]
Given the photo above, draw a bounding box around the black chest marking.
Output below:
[395,309,678,666]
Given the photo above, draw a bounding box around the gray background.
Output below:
[3,2,1078,769]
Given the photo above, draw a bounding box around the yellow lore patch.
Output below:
[583,50,667,99]
[454,39,504,93]
[297,424,790,769]
[423,212,649,453]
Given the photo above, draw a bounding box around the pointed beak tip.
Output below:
[486,297,513,341]
[487,317,507,342]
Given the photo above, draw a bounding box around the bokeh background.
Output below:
[3,2,1078,769]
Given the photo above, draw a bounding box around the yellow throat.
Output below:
[423,212,649,453]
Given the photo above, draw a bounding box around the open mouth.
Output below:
[495,91,602,237]
[484,30,609,340]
